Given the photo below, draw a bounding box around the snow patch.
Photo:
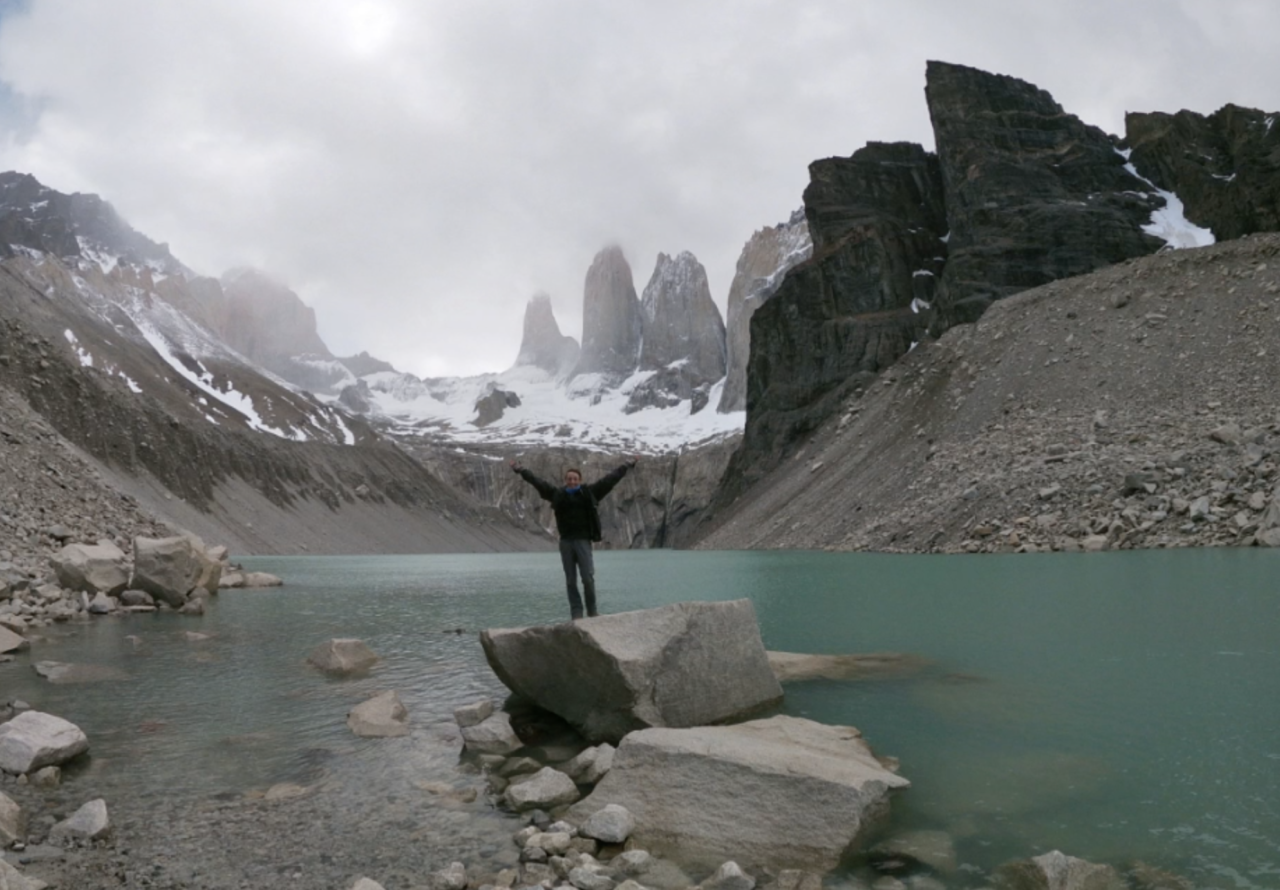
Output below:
[912,269,934,278]
[63,329,94,367]
[1117,149,1215,249]
[910,298,932,314]
[1212,173,1237,183]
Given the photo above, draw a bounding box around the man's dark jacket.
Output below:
[517,464,631,541]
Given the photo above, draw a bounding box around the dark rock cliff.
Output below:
[715,141,946,500]
[925,60,1164,328]
[1125,104,1280,241]
[707,62,1280,532]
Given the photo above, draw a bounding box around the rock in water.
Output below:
[925,60,1163,328]
[347,690,410,738]
[50,798,110,840]
[572,246,643,381]
[567,715,909,872]
[0,711,90,774]
[514,292,580,377]
[307,639,378,674]
[718,209,811,414]
[480,600,782,744]
[131,536,204,607]
[50,541,129,595]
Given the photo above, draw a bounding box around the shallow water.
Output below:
[2,549,1278,886]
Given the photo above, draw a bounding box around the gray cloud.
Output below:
[1,0,1277,376]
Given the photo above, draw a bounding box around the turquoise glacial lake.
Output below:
[2,549,1278,887]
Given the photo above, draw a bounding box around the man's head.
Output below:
[563,468,582,487]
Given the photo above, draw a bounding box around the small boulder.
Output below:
[504,767,580,811]
[242,572,283,588]
[429,862,468,890]
[582,803,635,844]
[347,690,410,738]
[563,743,616,784]
[49,798,110,840]
[454,699,495,728]
[0,711,90,774]
[460,711,522,755]
[702,862,755,890]
[351,879,386,890]
[0,789,24,845]
[50,542,128,596]
[870,830,957,874]
[0,625,28,655]
[87,592,117,614]
[308,639,378,674]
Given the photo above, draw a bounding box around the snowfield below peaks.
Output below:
[350,363,744,454]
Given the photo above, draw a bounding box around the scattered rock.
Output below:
[454,699,495,728]
[347,690,410,738]
[504,767,580,812]
[307,638,378,674]
[0,789,24,845]
[701,861,755,890]
[0,711,89,774]
[460,711,522,755]
[49,798,110,840]
[581,803,636,844]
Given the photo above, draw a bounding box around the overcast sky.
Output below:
[1,1,1277,377]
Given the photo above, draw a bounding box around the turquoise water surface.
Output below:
[2,549,1277,886]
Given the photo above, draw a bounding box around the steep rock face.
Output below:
[1126,104,1280,241]
[926,60,1164,327]
[637,252,726,378]
[628,252,726,414]
[718,210,812,413]
[411,438,739,549]
[340,351,397,377]
[573,246,643,381]
[216,269,334,383]
[514,292,580,376]
[0,171,182,273]
[719,141,946,499]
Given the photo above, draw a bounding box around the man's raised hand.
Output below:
[509,459,524,473]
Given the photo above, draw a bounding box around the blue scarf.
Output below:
[564,485,582,493]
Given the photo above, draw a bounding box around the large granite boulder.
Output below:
[1126,103,1280,242]
[50,541,128,595]
[308,638,378,674]
[567,715,909,872]
[0,711,89,774]
[925,60,1164,329]
[480,600,782,744]
[50,798,111,840]
[718,210,811,414]
[131,536,204,607]
[514,292,580,377]
[572,246,643,382]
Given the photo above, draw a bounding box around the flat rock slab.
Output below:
[0,627,27,656]
[33,661,129,684]
[481,600,783,744]
[0,711,90,775]
[568,714,909,873]
[766,651,930,683]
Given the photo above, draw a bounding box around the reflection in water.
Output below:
[0,549,1277,887]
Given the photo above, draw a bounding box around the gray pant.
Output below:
[559,538,596,619]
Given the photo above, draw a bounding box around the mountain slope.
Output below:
[697,234,1280,552]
